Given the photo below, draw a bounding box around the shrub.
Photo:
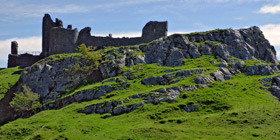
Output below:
[77,44,102,69]
[10,86,41,112]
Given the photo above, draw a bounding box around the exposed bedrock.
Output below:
[140,26,278,67]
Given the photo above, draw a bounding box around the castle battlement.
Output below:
[8,14,168,68]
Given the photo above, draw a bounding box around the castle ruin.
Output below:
[8,14,168,68]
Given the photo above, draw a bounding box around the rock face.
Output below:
[18,57,103,104]
[140,27,278,67]
[141,69,206,86]
[244,65,278,76]
[1,26,279,126]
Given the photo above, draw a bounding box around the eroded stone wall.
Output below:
[49,27,79,55]
[8,14,168,68]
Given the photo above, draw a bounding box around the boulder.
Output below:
[244,65,276,76]
[220,67,232,80]
[212,70,225,82]
[165,50,184,67]
[195,75,215,84]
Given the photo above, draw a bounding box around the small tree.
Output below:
[76,44,102,71]
[10,85,41,112]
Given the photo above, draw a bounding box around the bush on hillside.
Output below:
[10,85,41,112]
[77,44,102,69]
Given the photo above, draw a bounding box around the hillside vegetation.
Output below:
[0,67,22,100]
[1,56,280,139]
[1,27,280,139]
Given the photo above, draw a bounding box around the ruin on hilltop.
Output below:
[8,14,168,68]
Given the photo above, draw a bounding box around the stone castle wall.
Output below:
[49,27,79,55]
[8,14,168,68]
[8,54,41,68]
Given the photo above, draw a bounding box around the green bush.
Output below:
[9,86,41,112]
[77,44,102,69]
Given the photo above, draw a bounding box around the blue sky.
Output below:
[1,0,280,67]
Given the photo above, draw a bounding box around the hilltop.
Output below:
[1,26,280,139]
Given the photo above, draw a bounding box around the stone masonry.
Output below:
[8,14,168,68]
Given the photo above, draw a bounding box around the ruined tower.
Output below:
[11,41,18,55]
[48,27,79,55]
[8,41,41,68]
[42,14,56,57]
[141,21,168,43]
[42,14,79,56]
[9,14,169,68]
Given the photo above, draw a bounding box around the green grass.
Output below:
[244,59,274,67]
[187,28,229,36]
[1,53,280,139]
[0,67,22,100]
[197,41,222,46]
[1,72,280,139]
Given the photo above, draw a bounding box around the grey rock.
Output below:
[156,88,166,93]
[166,90,180,103]
[141,77,158,85]
[220,67,232,80]
[229,69,241,75]
[188,44,201,58]
[112,106,124,115]
[244,65,276,76]
[156,76,169,85]
[166,86,182,92]
[195,75,215,84]
[217,60,228,67]
[236,61,245,69]
[116,78,125,82]
[182,85,197,91]
[210,60,216,64]
[141,76,169,86]
[165,50,184,67]
[263,77,272,82]
[214,44,230,60]
[212,70,225,82]
[103,78,116,83]
[130,94,143,99]
[199,44,212,55]
[184,106,198,112]
[269,86,280,99]
[272,76,280,86]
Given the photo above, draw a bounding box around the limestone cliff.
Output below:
[141,26,278,67]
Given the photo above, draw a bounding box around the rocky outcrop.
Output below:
[79,86,196,116]
[140,26,278,67]
[195,75,215,84]
[42,82,130,110]
[264,76,280,100]
[142,69,207,86]
[1,26,279,126]
[243,65,278,76]
[18,56,103,104]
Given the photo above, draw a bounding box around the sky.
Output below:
[1,0,280,67]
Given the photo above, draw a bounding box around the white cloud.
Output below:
[0,1,89,18]
[0,36,41,68]
[260,24,280,46]
[258,5,280,14]
[260,24,280,59]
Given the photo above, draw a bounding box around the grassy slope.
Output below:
[0,67,22,100]
[1,56,280,139]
